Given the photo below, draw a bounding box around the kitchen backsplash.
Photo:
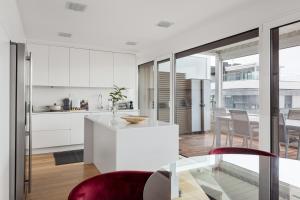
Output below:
[32,86,136,111]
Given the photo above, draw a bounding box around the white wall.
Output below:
[0,0,25,199]
[0,23,11,200]
[0,0,25,43]
[137,0,300,63]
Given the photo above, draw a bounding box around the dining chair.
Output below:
[280,113,300,159]
[209,147,276,157]
[287,109,300,159]
[229,110,258,148]
[287,109,300,135]
[213,107,231,147]
[288,109,300,120]
[68,171,153,200]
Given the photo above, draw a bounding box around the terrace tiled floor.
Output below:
[179,132,299,159]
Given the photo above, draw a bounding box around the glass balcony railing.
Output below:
[223,71,259,81]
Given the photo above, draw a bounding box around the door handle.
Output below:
[26,52,32,193]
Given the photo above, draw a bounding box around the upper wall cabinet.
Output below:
[28,44,49,86]
[70,48,90,87]
[113,53,136,88]
[90,50,114,88]
[49,46,70,86]
[28,43,137,89]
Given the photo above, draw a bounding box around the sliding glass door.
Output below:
[138,61,154,118]
[271,21,300,159]
[157,59,171,122]
[175,29,260,156]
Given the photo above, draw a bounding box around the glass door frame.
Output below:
[154,54,175,124]
[263,12,300,154]
[264,15,300,200]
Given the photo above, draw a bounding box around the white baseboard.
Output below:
[32,144,84,154]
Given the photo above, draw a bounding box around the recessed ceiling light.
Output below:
[65,2,87,12]
[156,21,174,28]
[58,32,72,38]
[126,41,137,46]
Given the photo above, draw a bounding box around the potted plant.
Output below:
[109,85,127,117]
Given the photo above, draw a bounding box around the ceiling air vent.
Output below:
[126,41,137,46]
[58,32,72,38]
[65,2,87,12]
[156,21,174,28]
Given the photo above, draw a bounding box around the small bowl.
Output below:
[121,115,148,124]
[48,105,62,111]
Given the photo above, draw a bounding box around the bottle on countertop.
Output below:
[80,99,89,110]
[129,101,133,109]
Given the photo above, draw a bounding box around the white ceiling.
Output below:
[17,0,253,53]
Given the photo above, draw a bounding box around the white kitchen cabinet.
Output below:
[90,50,113,87]
[70,48,90,87]
[28,44,49,86]
[32,113,70,131]
[32,111,139,151]
[113,53,136,88]
[32,130,70,148]
[70,113,85,145]
[32,113,71,149]
[49,46,70,86]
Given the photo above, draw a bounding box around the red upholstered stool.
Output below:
[209,147,277,157]
[68,171,152,200]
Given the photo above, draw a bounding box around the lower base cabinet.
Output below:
[32,111,138,151]
[32,130,70,149]
[32,113,85,149]
[70,113,85,145]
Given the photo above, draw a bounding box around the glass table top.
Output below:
[143,154,300,200]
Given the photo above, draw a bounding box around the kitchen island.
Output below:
[84,115,179,173]
[31,110,138,154]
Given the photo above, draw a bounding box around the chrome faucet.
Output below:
[97,93,104,110]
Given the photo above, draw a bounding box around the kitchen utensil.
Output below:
[63,98,71,110]
[48,104,62,111]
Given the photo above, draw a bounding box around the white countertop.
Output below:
[32,109,139,115]
[85,115,174,131]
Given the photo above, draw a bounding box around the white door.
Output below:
[90,50,114,87]
[49,46,70,86]
[27,44,49,86]
[113,53,136,88]
[70,48,90,87]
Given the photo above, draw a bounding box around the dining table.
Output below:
[215,115,300,150]
[143,154,300,200]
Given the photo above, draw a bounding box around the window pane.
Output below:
[278,21,300,160]
[222,54,259,114]
[178,34,260,157]
[175,55,212,135]
[138,62,154,117]
[157,60,171,122]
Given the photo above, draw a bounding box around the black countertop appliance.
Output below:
[63,98,71,110]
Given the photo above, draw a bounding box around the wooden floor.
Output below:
[27,154,99,200]
[179,133,299,159]
[28,133,299,200]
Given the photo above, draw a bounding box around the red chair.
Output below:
[209,147,277,157]
[68,171,153,200]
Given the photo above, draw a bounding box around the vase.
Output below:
[112,104,118,118]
